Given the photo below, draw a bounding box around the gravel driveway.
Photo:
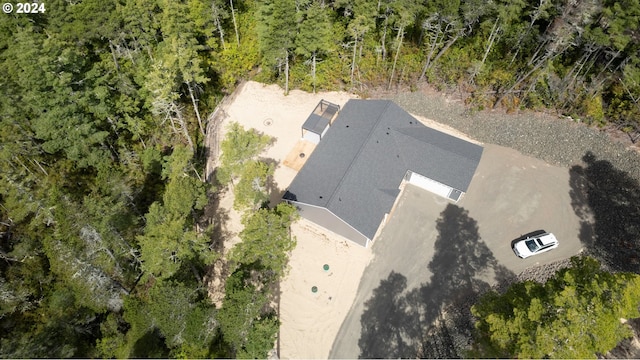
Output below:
[390,88,640,274]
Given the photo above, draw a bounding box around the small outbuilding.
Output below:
[301,100,340,144]
[284,99,483,247]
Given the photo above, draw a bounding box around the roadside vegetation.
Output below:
[1,0,640,357]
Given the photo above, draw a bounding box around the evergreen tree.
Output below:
[295,2,333,92]
[230,203,298,280]
[471,256,640,358]
[137,146,212,281]
[216,122,273,185]
[256,0,298,94]
[217,268,277,358]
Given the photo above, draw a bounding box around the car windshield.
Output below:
[525,239,540,252]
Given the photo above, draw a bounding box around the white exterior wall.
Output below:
[302,130,321,144]
[289,201,370,247]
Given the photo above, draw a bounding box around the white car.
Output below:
[513,232,559,259]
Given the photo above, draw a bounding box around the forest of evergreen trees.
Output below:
[1,0,639,357]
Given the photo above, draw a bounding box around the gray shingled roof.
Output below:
[284,99,483,240]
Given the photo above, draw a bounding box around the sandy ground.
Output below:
[218,81,370,358]
[215,81,489,358]
[278,220,371,359]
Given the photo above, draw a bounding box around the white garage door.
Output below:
[408,171,453,199]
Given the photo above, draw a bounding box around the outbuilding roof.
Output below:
[284,99,483,240]
[301,100,340,135]
[302,113,330,134]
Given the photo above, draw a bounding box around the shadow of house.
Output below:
[569,152,640,273]
[357,204,513,358]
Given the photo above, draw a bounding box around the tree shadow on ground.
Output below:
[358,204,514,358]
[201,186,231,254]
[358,271,412,358]
[569,152,640,273]
[201,172,232,306]
[258,157,285,208]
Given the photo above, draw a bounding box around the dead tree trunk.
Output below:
[380,12,389,61]
[351,36,358,87]
[108,40,120,72]
[388,25,405,90]
[419,26,442,81]
[312,52,317,93]
[470,18,500,83]
[419,17,461,82]
[187,82,205,136]
[168,102,195,152]
[284,51,290,95]
[230,0,240,47]
[212,4,226,49]
[424,34,460,77]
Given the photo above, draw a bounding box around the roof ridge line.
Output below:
[393,126,480,161]
[388,128,413,176]
[326,100,392,207]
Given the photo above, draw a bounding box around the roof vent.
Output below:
[346,125,349,128]
[319,196,323,199]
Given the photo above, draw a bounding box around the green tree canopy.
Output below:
[233,159,274,210]
[471,256,640,358]
[256,0,298,93]
[217,122,272,184]
[230,203,298,280]
[295,2,333,92]
[105,281,216,358]
[137,146,212,280]
[217,267,278,358]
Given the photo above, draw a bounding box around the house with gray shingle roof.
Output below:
[283,99,483,247]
